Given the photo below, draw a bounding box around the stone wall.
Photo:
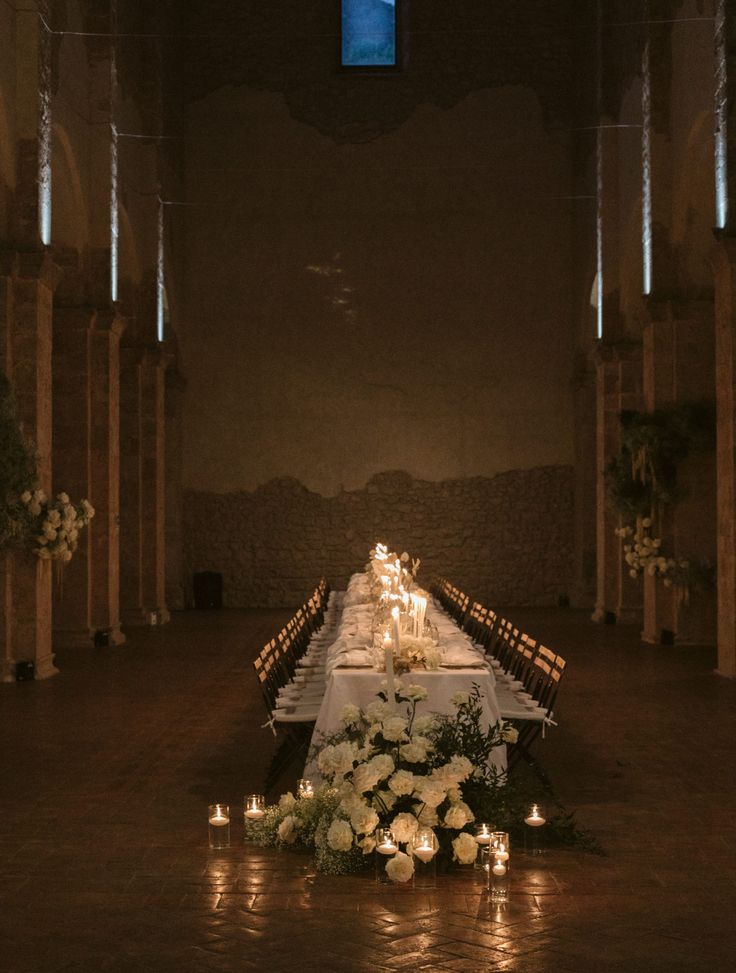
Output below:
[182,465,574,608]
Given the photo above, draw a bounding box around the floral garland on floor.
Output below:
[245,684,518,881]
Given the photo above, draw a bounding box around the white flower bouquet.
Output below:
[248,685,517,881]
[20,490,94,562]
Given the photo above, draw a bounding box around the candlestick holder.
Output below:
[488,831,510,898]
[208,804,231,849]
[524,802,547,855]
[410,828,438,889]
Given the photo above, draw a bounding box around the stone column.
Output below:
[52,306,126,647]
[165,366,186,611]
[641,305,716,644]
[592,343,643,624]
[0,251,57,680]
[120,344,169,625]
[714,240,736,675]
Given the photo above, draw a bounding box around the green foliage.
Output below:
[606,400,715,519]
[0,373,37,550]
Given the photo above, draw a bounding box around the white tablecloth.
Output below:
[306,573,507,775]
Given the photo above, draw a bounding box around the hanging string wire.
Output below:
[0,0,716,39]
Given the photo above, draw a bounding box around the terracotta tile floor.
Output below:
[1,607,735,972]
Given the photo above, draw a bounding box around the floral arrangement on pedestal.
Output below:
[245,684,518,881]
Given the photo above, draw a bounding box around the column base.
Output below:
[1,659,15,683]
[591,606,617,624]
[122,607,169,626]
[34,655,60,680]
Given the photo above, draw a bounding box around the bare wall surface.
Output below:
[181,85,575,496]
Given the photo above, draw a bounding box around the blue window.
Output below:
[341,0,397,68]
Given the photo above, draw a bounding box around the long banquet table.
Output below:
[305,571,506,775]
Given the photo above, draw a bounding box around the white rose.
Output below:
[642,517,652,527]
[369,753,395,781]
[413,715,437,734]
[444,802,474,829]
[400,552,410,563]
[365,700,391,723]
[36,490,47,503]
[399,742,427,764]
[278,792,296,813]
[391,812,419,844]
[502,724,519,744]
[413,779,447,808]
[388,770,415,797]
[317,740,357,779]
[385,850,414,884]
[43,527,57,541]
[452,831,478,865]
[38,548,51,560]
[62,549,73,563]
[326,818,354,852]
[48,509,61,526]
[20,491,31,504]
[358,835,376,855]
[451,691,470,707]
[277,814,299,844]
[446,755,474,782]
[352,763,382,795]
[56,492,70,504]
[350,805,379,835]
[405,684,428,702]
[340,703,362,726]
[380,717,409,743]
[29,502,41,517]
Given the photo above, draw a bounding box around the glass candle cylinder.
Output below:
[244,794,265,822]
[297,779,314,799]
[410,828,438,889]
[474,822,492,871]
[374,827,398,883]
[524,802,547,855]
[488,831,510,898]
[208,804,230,849]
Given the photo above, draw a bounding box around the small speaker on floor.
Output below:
[15,661,35,681]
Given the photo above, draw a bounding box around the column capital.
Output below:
[16,250,63,290]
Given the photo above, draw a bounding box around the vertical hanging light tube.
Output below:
[38,12,52,246]
[641,20,652,295]
[156,197,165,342]
[595,0,604,339]
[110,120,119,301]
[715,0,728,230]
[110,2,119,301]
